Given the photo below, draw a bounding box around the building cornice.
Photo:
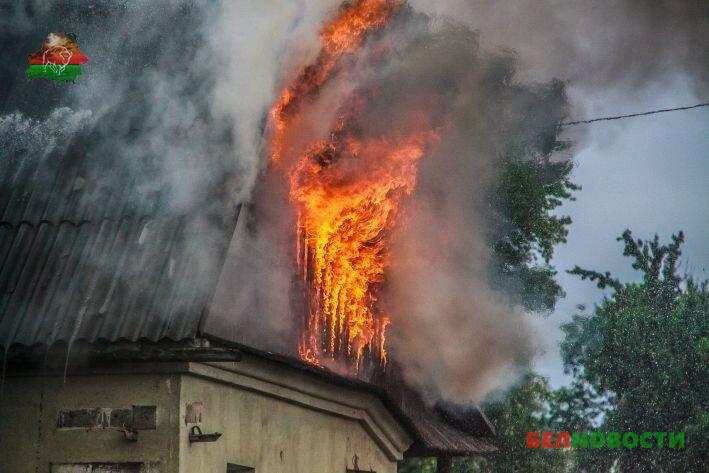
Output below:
[187,355,413,462]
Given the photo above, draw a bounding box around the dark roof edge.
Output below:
[201,333,383,395]
[1,338,242,366]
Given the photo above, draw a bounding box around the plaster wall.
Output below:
[0,358,411,473]
[0,370,181,473]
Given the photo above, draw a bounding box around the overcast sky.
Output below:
[532,73,709,387]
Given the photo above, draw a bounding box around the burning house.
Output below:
[0,164,495,472]
[0,0,575,471]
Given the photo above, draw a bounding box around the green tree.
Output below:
[398,458,436,473]
[455,374,571,472]
[453,82,578,473]
[561,230,709,472]
[456,81,577,473]
[490,157,578,312]
[485,73,579,315]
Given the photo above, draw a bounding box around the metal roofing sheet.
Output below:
[1,131,165,227]
[0,214,234,349]
[1,82,239,350]
[0,121,238,349]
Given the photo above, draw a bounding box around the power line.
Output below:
[561,102,709,126]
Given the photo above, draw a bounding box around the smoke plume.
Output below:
[369,14,563,401]
[222,5,568,401]
[410,0,709,95]
[3,0,706,402]
[0,0,304,218]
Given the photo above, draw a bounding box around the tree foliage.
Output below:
[398,458,436,473]
[490,157,578,312]
[455,374,570,472]
[402,231,707,473]
[561,230,709,472]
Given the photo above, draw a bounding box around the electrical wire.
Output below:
[561,102,709,126]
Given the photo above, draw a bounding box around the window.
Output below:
[226,464,254,473]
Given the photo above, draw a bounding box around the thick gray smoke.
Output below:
[410,0,709,95]
[226,0,709,402]
[3,1,705,402]
[0,0,309,218]
[0,0,335,350]
[389,0,709,400]
[217,5,567,402]
[372,16,564,402]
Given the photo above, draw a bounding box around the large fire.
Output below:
[268,0,438,370]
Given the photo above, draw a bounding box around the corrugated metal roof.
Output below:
[0,214,236,349]
[1,122,174,226]
[404,407,497,455]
[381,369,497,456]
[1,107,239,350]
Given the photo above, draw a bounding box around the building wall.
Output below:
[0,368,182,473]
[179,358,410,473]
[0,358,411,473]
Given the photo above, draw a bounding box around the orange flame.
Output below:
[271,0,401,164]
[268,0,438,370]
